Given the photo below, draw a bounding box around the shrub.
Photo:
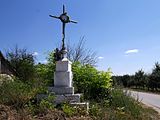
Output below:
[0,79,38,109]
[89,103,103,118]
[62,103,75,117]
[0,74,14,85]
[35,63,55,86]
[39,94,55,110]
[34,51,56,86]
[27,93,55,115]
[72,62,112,101]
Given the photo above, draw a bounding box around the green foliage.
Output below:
[72,62,112,101]
[39,94,55,110]
[45,51,56,83]
[88,88,157,120]
[0,79,38,109]
[110,89,142,118]
[122,75,130,87]
[113,62,160,92]
[35,63,53,86]
[149,62,160,91]
[61,103,88,117]
[134,69,146,88]
[6,47,35,82]
[35,64,48,80]
[27,94,55,115]
[0,74,14,85]
[62,103,75,117]
[89,103,103,118]
[35,51,56,86]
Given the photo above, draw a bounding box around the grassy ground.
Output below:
[0,88,159,120]
[0,104,159,120]
[140,103,160,118]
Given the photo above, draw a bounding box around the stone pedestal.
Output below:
[49,58,81,104]
[51,58,74,95]
[54,58,72,87]
[37,58,88,111]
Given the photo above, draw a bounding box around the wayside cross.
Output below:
[49,5,77,53]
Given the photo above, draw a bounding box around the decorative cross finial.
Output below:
[49,5,77,58]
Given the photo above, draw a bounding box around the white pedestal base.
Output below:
[48,86,74,95]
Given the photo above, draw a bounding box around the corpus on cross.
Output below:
[49,5,77,53]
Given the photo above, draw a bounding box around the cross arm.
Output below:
[49,15,59,19]
[69,20,78,24]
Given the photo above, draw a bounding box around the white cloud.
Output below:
[32,52,39,56]
[98,56,104,59]
[39,60,48,64]
[125,49,139,54]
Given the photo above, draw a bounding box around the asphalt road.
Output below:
[127,90,160,113]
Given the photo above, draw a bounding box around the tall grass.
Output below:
[110,89,142,118]
[89,88,159,120]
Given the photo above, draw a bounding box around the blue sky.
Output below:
[1,0,160,75]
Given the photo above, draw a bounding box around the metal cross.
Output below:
[49,5,77,52]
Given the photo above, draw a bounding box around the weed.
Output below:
[62,103,75,117]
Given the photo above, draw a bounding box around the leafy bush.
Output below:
[27,93,55,115]
[0,74,14,85]
[34,51,56,86]
[39,94,55,110]
[0,79,38,109]
[72,62,112,101]
[62,103,75,117]
[35,63,55,86]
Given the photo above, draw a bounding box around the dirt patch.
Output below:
[140,103,160,119]
[0,105,92,120]
[34,109,92,120]
[34,109,66,120]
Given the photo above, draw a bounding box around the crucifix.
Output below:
[49,5,77,59]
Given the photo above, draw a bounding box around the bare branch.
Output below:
[67,37,97,66]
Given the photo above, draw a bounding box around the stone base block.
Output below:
[54,94,81,104]
[48,87,74,95]
[37,94,81,104]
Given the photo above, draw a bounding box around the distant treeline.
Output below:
[112,62,160,92]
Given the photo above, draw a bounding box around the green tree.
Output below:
[149,62,160,91]
[113,75,135,88]
[112,76,123,87]
[127,75,135,88]
[144,74,150,91]
[6,46,35,82]
[121,75,130,87]
[134,69,145,89]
